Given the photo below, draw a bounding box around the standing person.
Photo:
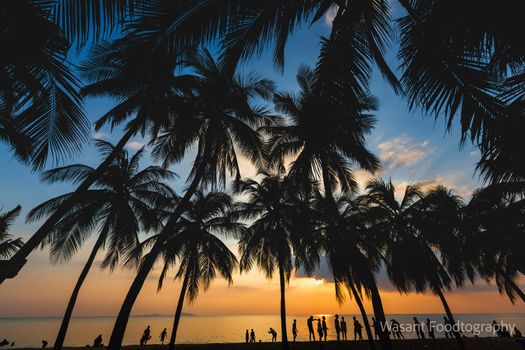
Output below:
[391,319,404,339]
[371,317,379,340]
[307,316,316,341]
[426,319,435,339]
[268,328,277,342]
[413,317,424,339]
[245,330,249,343]
[321,316,328,341]
[353,317,363,341]
[292,320,298,342]
[317,319,323,341]
[334,315,341,341]
[250,329,256,343]
[341,317,348,340]
[160,328,167,344]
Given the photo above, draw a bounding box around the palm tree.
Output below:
[0,35,184,284]
[364,179,465,349]
[107,49,274,350]
[0,206,23,259]
[233,174,314,348]
[311,191,381,349]
[27,140,175,350]
[152,191,239,350]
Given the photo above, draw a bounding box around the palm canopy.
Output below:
[265,65,379,195]
[152,48,275,189]
[156,191,240,301]
[0,206,24,259]
[27,140,176,268]
[0,0,89,170]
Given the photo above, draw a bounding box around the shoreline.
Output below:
[13,338,524,350]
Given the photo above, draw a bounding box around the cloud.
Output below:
[377,136,433,171]
[92,131,107,139]
[394,176,473,199]
[126,140,146,150]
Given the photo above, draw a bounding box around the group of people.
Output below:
[139,326,169,345]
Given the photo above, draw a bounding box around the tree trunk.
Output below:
[53,233,106,350]
[0,126,137,284]
[368,282,392,350]
[107,171,203,350]
[436,288,465,350]
[348,282,375,350]
[278,264,289,348]
[168,271,190,350]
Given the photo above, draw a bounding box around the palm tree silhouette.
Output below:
[153,191,239,350]
[364,179,465,349]
[107,49,274,349]
[234,173,314,348]
[27,140,175,350]
[0,206,23,259]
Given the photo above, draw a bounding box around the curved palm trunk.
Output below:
[0,126,137,284]
[53,233,106,350]
[278,264,289,348]
[108,171,203,350]
[436,288,465,350]
[348,283,375,350]
[168,271,190,350]
[368,282,392,350]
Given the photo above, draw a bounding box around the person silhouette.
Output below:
[42,340,48,349]
[245,329,249,343]
[341,317,348,340]
[140,325,151,345]
[268,328,277,342]
[391,319,404,339]
[292,319,298,342]
[0,340,8,348]
[514,327,522,338]
[160,328,168,344]
[307,316,316,341]
[426,319,435,339]
[321,316,328,341]
[335,314,341,341]
[353,317,363,341]
[413,317,424,339]
[9,343,14,348]
[250,329,256,343]
[317,319,323,341]
[93,335,103,347]
[371,317,379,340]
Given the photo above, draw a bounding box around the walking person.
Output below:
[353,317,363,340]
[317,319,323,341]
[268,328,277,342]
[426,319,435,339]
[140,325,151,345]
[307,316,316,341]
[292,320,298,342]
[250,329,256,343]
[321,316,328,341]
[335,314,341,341]
[245,330,249,343]
[413,317,425,339]
[160,328,167,344]
[341,317,348,340]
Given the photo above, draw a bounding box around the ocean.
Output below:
[1,314,524,348]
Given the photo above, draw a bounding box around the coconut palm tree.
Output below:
[233,173,315,348]
[150,191,239,350]
[364,179,465,349]
[27,140,175,350]
[107,49,274,350]
[0,206,23,259]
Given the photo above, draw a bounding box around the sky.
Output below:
[1,4,524,318]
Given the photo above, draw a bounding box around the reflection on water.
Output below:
[1,314,524,348]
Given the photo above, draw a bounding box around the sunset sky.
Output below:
[1,3,524,318]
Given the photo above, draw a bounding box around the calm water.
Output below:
[1,314,524,347]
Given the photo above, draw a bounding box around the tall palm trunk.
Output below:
[348,282,375,350]
[53,232,106,350]
[278,264,288,348]
[0,126,137,284]
[368,282,392,350]
[436,288,465,350]
[108,170,204,350]
[168,270,190,350]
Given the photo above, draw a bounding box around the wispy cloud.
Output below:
[91,130,107,139]
[377,136,433,171]
[126,140,146,150]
